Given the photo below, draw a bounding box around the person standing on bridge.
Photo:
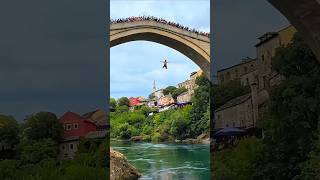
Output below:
[161,59,168,69]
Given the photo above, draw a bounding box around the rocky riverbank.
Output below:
[128,132,210,144]
[110,149,142,180]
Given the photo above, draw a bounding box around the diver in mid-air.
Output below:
[161,59,168,69]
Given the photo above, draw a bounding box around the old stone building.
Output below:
[256,25,296,91]
[157,94,175,107]
[214,25,296,130]
[217,57,257,86]
[178,70,202,94]
[214,94,254,129]
[177,91,192,103]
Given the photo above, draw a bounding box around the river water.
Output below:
[111,141,210,180]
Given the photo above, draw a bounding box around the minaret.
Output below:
[153,80,157,92]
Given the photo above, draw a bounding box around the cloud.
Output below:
[0,0,107,120]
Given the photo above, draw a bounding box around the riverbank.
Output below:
[112,132,210,145]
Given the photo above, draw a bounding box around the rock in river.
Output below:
[110,149,142,180]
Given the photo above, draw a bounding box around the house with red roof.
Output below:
[129,97,143,111]
[58,110,107,159]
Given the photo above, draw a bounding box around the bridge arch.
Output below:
[267,0,320,61]
[110,20,210,79]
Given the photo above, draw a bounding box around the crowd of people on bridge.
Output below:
[110,16,210,37]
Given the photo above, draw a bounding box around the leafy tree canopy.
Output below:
[117,97,130,107]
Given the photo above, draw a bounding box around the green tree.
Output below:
[190,75,211,137]
[0,160,19,180]
[138,106,152,116]
[295,131,320,180]
[213,138,263,180]
[163,86,177,95]
[172,87,188,100]
[22,112,63,143]
[116,105,129,113]
[170,106,192,140]
[0,115,19,148]
[110,97,117,109]
[19,138,59,164]
[253,33,320,179]
[117,97,130,107]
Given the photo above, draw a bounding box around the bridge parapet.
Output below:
[110,20,210,43]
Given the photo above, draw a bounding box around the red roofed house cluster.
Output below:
[58,109,108,159]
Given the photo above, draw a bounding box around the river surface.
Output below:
[111,141,210,180]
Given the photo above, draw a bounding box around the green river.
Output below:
[111,141,210,180]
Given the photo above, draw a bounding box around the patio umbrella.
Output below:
[213,127,246,138]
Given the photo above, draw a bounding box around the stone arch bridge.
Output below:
[268,0,320,61]
[110,20,210,79]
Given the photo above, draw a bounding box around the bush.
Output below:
[213,138,263,180]
[151,132,161,142]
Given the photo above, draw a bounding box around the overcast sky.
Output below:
[0,1,108,121]
[213,0,289,71]
[110,0,210,99]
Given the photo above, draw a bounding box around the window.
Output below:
[262,54,265,62]
[1,146,4,151]
[235,70,239,77]
[70,143,74,150]
[246,78,249,85]
[220,75,224,83]
[243,66,248,73]
[263,76,267,88]
[226,72,230,80]
[66,123,72,130]
[61,145,65,150]
[74,123,78,129]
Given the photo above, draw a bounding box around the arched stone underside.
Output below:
[267,0,320,61]
[110,21,210,79]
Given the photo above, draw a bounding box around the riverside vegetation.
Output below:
[213,33,320,179]
[0,112,109,180]
[110,75,211,142]
[110,74,250,142]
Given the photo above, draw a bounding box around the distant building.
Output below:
[178,70,202,94]
[82,109,108,130]
[153,89,164,99]
[129,97,142,106]
[158,104,176,112]
[176,70,202,104]
[158,94,175,107]
[143,99,156,108]
[217,57,257,86]
[137,96,145,101]
[214,94,254,129]
[255,25,296,91]
[177,91,192,103]
[58,111,107,159]
[214,25,297,130]
[129,97,143,111]
[190,69,203,80]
